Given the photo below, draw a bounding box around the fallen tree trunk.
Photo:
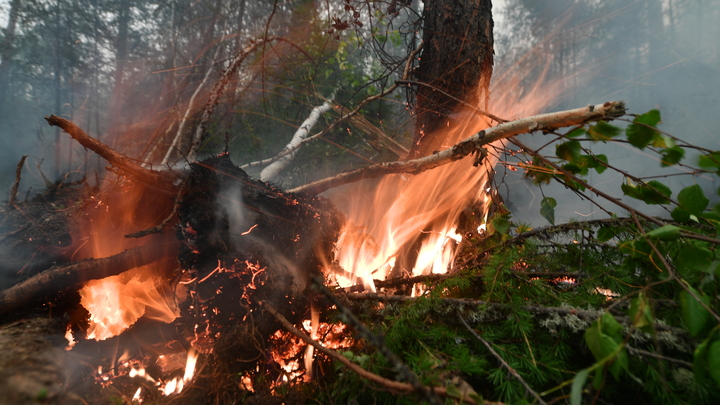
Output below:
[0,245,167,316]
[291,101,626,195]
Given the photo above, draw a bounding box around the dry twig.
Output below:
[7,155,27,208]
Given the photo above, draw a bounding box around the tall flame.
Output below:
[72,181,179,340]
[331,68,560,289]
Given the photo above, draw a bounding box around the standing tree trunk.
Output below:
[0,0,21,120]
[410,0,494,158]
[106,0,131,148]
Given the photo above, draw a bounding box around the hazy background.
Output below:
[0,0,717,224]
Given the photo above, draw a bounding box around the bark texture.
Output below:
[411,0,494,158]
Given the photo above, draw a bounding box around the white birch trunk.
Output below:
[259,100,333,182]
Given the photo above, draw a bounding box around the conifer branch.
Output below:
[262,301,487,405]
[458,311,548,405]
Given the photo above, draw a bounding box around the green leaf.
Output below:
[601,312,623,343]
[646,224,681,241]
[587,121,621,141]
[626,110,661,149]
[698,152,720,172]
[556,141,582,161]
[571,368,590,405]
[584,315,626,380]
[491,217,510,235]
[677,184,709,215]
[661,146,685,166]
[597,227,617,242]
[680,287,710,337]
[652,134,673,149]
[671,207,691,223]
[675,245,713,274]
[540,197,557,225]
[628,292,654,335]
[621,179,671,205]
[694,339,710,380]
[636,109,662,126]
[563,163,585,175]
[593,154,608,174]
[566,128,586,138]
[708,341,720,386]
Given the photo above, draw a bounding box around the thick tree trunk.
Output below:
[410,0,494,158]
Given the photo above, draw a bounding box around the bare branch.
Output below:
[161,39,225,166]
[239,43,424,171]
[291,101,626,195]
[44,115,178,193]
[186,36,288,162]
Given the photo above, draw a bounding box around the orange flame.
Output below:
[330,68,560,290]
[79,267,179,340]
[71,180,179,340]
[162,349,198,396]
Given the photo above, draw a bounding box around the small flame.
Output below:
[162,349,198,396]
[64,326,76,351]
[132,387,142,403]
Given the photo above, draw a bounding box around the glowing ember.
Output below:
[80,267,179,341]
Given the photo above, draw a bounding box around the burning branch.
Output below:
[290,101,626,195]
[44,115,178,193]
[0,245,167,315]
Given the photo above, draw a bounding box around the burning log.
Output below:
[0,245,166,316]
[1,116,346,402]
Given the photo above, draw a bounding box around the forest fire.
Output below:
[330,76,557,292]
